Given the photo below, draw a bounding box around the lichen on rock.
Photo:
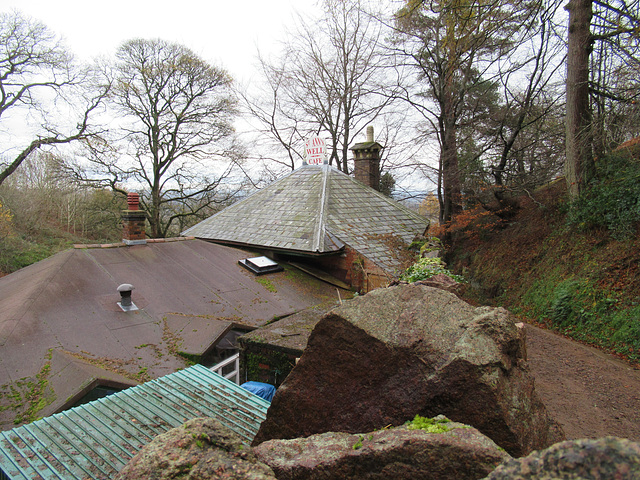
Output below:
[254,420,510,479]
[114,417,275,480]
[484,436,640,480]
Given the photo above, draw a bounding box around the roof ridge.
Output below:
[312,164,331,252]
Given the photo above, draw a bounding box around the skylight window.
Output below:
[238,256,284,275]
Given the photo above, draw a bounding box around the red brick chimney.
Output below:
[122,192,147,245]
[351,126,382,190]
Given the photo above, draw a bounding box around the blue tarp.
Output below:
[241,381,276,402]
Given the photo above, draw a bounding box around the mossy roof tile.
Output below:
[184,164,428,274]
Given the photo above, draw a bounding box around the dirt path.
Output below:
[525,324,640,442]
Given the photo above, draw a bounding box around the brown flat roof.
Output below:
[0,238,341,430]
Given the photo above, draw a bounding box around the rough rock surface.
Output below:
[484,437,640,479]
[415,274,462,294]
[252,284,563,456]
[254,418,510,480]
[115,418,275,480]
[391,274,462,294]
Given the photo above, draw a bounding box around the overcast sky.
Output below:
[0,0,320,84]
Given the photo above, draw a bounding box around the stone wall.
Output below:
[317,245,391,293]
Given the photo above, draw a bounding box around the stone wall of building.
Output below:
[317,246,391,293]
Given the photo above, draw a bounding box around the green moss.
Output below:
[352,435,364,450]
[12,354,55,425]
[256,277,277,293]
[406,415,452,434]
[136,367,149,381]
[177,352,201,366]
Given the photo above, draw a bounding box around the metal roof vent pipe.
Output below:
[117,284,138,312]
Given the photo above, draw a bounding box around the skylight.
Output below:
[238,256,284,275]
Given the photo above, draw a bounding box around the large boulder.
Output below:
[115,418,275,480]
[252,285,563,456]
[484,437,640,479]
[254,416,510,479]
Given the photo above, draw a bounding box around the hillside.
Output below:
[444,178,640,366]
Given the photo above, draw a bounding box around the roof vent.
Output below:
[238,256,284,275]
[117,283,138,312]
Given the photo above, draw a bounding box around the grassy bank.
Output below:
[445,157,640,365]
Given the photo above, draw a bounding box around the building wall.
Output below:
[239,343,298,388]
[318,245,391,293]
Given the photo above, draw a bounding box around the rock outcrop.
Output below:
[252,284,563,456]
[254,417,510,480]
[115,418,275,480]
[391,273,462,294]
[484,437,640,479]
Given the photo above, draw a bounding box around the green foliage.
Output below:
[0,167,125,274]
[379,172,396,197]
[567,153,640,239]
[400,257,465,283]
[406,415,452,434]
[244,350,292,385]
[520,273,639,362]
[446,175,640,365]
[0,237,53,273]
[548,279,583,326]
[352,435,364,450]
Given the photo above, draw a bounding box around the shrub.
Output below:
[548,279,582,327]
[566,153,640,239]
[400,257,465,283]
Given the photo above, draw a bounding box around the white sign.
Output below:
[304,136,327,165]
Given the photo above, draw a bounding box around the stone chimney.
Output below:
[122,192,147,245]
[350,126,382,191]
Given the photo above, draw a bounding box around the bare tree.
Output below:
[243,0,399,174]
[0,11,110,186]
[490,6,565,186]
[82,39,240,238]
[393,0,540,222]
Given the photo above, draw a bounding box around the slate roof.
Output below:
[0,365,269,480]
[0,238,339,431]
[183,164,429,275]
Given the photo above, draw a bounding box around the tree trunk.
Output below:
[441,68,463,223]
[441,123,463,222]
[150,181,162,238]
[565,0,594,199]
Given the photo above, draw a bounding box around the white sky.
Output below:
[0,0,320,84]
[0,0,434,193]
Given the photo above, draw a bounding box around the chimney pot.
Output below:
[127,192,140,211]
[366,126,374,143]
[122,194,147,245]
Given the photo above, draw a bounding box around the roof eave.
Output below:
[194,237,345,257]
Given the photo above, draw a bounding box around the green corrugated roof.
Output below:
[0,365,269,480]
[183,164,429,275]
